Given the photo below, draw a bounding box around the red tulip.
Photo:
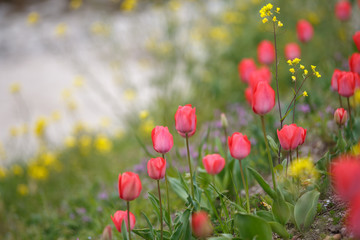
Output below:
[355,73,360,89]
[349,53,360,75]
[118,172,142,201]
[277,124,302,151]
[175,104,197,138]
[228,132,251,160]
[334,108,348,126]
[335,0,352,21]
[296,20,314,43]
[202,154,225,175]
[299,127,307,145]
[252,81,275,115]
[111,210,136,232]
[284,43,301,60]
[238,58,257,83]
[191,211,213,238]
[151,126,173,154]
[347,194,360,238]
[331,156,360,202]
[249,66,272,89]
[257,40,275,65]
[331,69,344,91]
[337,71,355,97]
[147,157,166,180]
[353,31,360,52]
[245,87,253,106]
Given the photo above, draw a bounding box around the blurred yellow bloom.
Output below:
[140,119,154,135]
[95,135,112,153]
[10,126,19,137]
[80,135,92,148]
[169,0,181,11]
[28,164,48,180]
[12,164,23,176]
[115,129,125,139]
[288,158,318,182]
[351,142,360,156]
[139,110,149,119]
[300,64,305,69]
[287,60,292,66]
[41,152,56,166]
[262,18,268,23]
[304,69,308,75]
[65,136,76,148]
[66,100,77,111]
[20,124,29,135]
[275,7,280,13]
[100,117,111,127]
[91,22,110,36]
[222,11,242,24]
[121,0,137,11]
[292,58,301,65]
[27,12,39,25]
[124,89,136,101]
[351,89,360,107]
[278,21,283,27]
[303,91,308,97]
[272,16,277,22]
[70,0,82,10]
[289,68,295,74]
[307,12,320,25]
[259,3,273,18]
[17,184,29,196]
[34,117,48,138]
[73,122,88,134]
[210,27,229,42]
[55,23,67,37]
[292,76,296,82]
[62,89,72,100]
[51,111,62,122]
[0,142,6,160]
[0,167,7,179]
[10,83,21,94]
[73,76,85,87]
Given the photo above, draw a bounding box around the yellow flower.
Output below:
[69,0,82,10]
[292,76,296,82]
[292,58,301,65]
[140,119,154,135]
[139,110,149,119]
[262,18,268,23]
[100,117,111,127]
[80,135,92,148]
[28,164,48,180]
[34,117,48,138]
[12,164,23,176]
[304,69,308,75]
[66,100,77,111]
[65,136,76,148]
[210,27,229,42]
[275,7,280,13]
[287,60,293,66]
[315,72,321,78]
[311,65,316,71]
[303,91,308,97]
[0,167,7,179]
[300,64,305,69]
[121,0,137,11]
[55,23,67,37]
[124,89,136,101]
[10,126,19,137]
[51,111,61,122]
[169,0,181,11]
[259,3,273,18]
[41,152,57,166]
[95,135,112,153]
[17,184,29,196]
[62,89,72,100]
[351,141,360,156]
[272,16,277,22]
[288,157,318,182]
[91,22,110,36]
[352,89,360,107]
[289,68,295,74]
[10,83,21,94]
[278,21,283,27]
[73,76,84,87]
[27,12,39,25]
[73,121,88,134]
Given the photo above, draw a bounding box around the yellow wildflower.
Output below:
[65,136,76,148]
[287,59,293,66]
[140,119,154,135]
[73,76,84,87]
[292,76,296,82]
[272,16,277,22]
[304,69,308,75]
[262,18,268,23]
[0,167,7,179]
[69,0,82,10]
[210,27,229,42]
[300,64,305,69]
[10,83,21,94]
[303,91,308,97]
[28,164,48,180]
[121,0,137,11]
[10,126,19,137]
[288,157,318,182]
[27,12,39,25]
[351,142,360,156]
[12,164,23,176]
[95,135,112,153]
[91,22,110,36]
[41,152,56,166]
[292,58,301,65]
[311,65,316,71]
[352,89,360,107]
[289,68,295,74]
[17,184,29,196]
[315,72,321,78]
[139,110,149,119]
[278,21,283,27]
[100,117,111,127]
[34,117,48,138]
[51,111,61,122]
[275,7,280,13]
[259,3,273,18]
[169,0,181,11]
[66,100,77,111]
[73,121,88,134]
[124,89,136,101]
[80,135,91,148]
[55,23,67,37]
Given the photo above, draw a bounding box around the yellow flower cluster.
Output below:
[259,4,283,27]
[95,135,113,153]
[121,0,137,11]
[311,65,321,78]
[288,158,318,183]
[34,117,48,138]
[287,58,314,79]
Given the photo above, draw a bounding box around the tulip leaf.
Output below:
[266,135,278,155]
[255,210,274,222]
[148,192,161,222]
[171,209,191,240]
[294,189,320,232]
[234,213,272,240]
[215,137,225,157]
[168,176,188,202]
[272,189,290,225]
[248,167,276,199]
[268,221,290,239]
[121,220,129,240]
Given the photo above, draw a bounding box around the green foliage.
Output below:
[234,213,272,240]
[294,190,320,232]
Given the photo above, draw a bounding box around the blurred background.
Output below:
[0,0,359,239]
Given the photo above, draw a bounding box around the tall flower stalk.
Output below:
[185,133,195,199]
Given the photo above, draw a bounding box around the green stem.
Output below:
[339,94,343,108]
[230,170,242,206]
[185,133,195,199]
[293,79,297,123]
[239,160,250,213]
[260,116,277,190]
[162,154,172,234]
[157,180,163,240]
[347,97,352,130]
[273,22,282,125]
[127,201,132,240]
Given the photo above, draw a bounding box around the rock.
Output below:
[328,224,341,233]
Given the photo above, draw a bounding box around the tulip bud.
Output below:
[337,71,355,97]
[151,126,173,154]
[245,87,253,106]
[349,53,360,75]
[277,124,303,151]
[228,132,251,160]
[220,113,228,128]
[331,69,344,91]
[299,127,307,145]
[174,104,197,138]
[147,157,166,180]
[202,154,225,175]
[191,211,213,238]
[118,172,142,201]
[238,58,257,83]
[249,66,272,89]
[335,0,352,21]
[252,81,275,115]
[284,42,301,60]
[353,31,360,52]
[334,108,348,126]
[111,210,136,233]
[257,40,275,65]
[296,20,314,43]
[101,225,112,240]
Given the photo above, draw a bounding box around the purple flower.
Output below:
[76,207,86,215]
[298,104,311,113]
[97,191,108,200]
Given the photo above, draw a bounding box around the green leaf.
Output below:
[255,210,274,222]
[294,190,320,231]
[272,189,290,225]
[248,167,276,199]
[208,234,234,240]
[234,213,272,240]
[266,135,279,155]
[121,220,129,240]
[215,137,225,157]
[268,221,290,239]
[148,192,161,222]
[168,176,188,202]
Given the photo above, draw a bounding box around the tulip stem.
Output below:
[239,160,250,213]
[261,116,277,190]
[272,22,282,126]
[293,79,297,123]
[296,147,299,160]
[347,97,352,130]
[339,94,343,108]
[185,133,195,199]
[127,201,132,240]
[157,180,163,240]
[162,154,172,234]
